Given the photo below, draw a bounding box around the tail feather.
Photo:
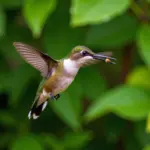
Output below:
[28,100,48,119]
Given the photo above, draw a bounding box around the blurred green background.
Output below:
[1,0,150,149]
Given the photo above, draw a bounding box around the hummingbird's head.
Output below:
[68,45,116,67]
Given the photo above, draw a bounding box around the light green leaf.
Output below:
[0,8,6,39]
[146,112,150,133]
[11,135,44,150]
[86,14,138,49]
[137,24,150,66]
[85,85,150,122]
[50,92,81,131]
[23,0,57,38]
[147,0,150,3]
[143,145,150,150]
[126,66,150,89]
[71,0,130,26]
[62,131,92,149]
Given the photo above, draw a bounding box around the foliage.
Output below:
[0,0,150,150]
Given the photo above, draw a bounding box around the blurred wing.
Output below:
[13,42,58,78]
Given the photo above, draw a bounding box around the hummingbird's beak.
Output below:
[92,53,116,64]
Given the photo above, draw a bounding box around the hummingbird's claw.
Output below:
[50,93,60,100]
[54,94,60,100]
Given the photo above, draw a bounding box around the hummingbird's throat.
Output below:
[63,59,79,76]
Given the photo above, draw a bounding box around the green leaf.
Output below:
[0,0,22,8]
[0,111,17,127]
[50,92,81,131]
[0,24,34,61]
[62,131,92,149]
[103,115,126,143]
[67,81,83,116]
[0,133,13,149]
[70,0,130,26]
[23,0,57,38]
[147,0,150,3]
[124,130,141,150]
[126,66,150,89]
[86,14,138,49]
[11,135,44,150]
[78,66,107,100]
[134,121,150,146]
[85,85,150,122]
[146,112,150,133]
[0,8,6,39]
[8,64,36,106]
[137,24,150,66]
[0,72,11,92]
[143,145,150,150]
[43,135,64,150]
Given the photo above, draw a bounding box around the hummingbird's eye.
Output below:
[81,50,88,56]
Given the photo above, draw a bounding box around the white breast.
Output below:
[63,59,79,76]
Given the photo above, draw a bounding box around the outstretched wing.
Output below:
[13,42,58,78]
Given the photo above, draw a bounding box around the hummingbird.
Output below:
[13,42,116,119]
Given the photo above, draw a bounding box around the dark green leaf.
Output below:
[124,130,141,150]
[0,0,22,8]
[8,64,37,106]
[50,92,81,131]
[11,135,44,150]
[71,0,130,26]
[67,81,83,116]
[86,14,138,48]
[62,131,92,149]
[0,111,17,127]
[134,121,150,146]
[78,66,107,100]
[0,8,6,39]
[43,135,64,150]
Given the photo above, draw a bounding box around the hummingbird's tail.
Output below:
[28,97,48,119]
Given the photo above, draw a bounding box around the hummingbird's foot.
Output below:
[49,93,55,100]
[54,94,60,100]
[50,93,60,100]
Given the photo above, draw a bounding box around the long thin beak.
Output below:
[92,53,116,64]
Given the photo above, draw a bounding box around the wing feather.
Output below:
[13,42,57,78]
